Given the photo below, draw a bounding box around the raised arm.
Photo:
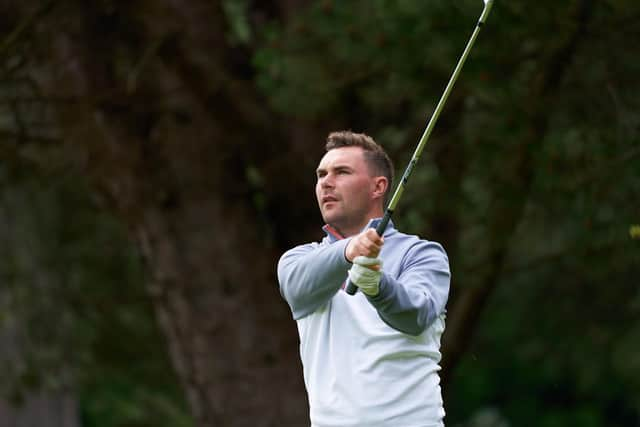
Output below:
[277,239,351,319]
[367,240,450,336]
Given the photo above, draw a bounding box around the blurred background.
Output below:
[1,0,639,426]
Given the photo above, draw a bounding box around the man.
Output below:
[277,131,450,427]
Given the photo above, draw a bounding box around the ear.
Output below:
[371,176,389,200]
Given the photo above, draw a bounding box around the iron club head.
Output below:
[480,0,494,24]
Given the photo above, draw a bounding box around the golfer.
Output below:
[277,131,451,427]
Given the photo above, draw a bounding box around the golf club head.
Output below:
[479,0,494,24]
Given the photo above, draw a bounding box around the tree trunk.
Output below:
[0,394,78,427]
[13,1,315,425]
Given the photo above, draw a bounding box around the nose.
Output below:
[319,173,335,189]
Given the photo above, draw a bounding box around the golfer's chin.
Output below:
[320,207,344,228]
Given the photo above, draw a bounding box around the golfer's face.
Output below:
[315,147,375,233]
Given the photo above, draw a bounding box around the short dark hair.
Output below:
[325,130,394,199]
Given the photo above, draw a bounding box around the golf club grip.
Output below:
[345,214,392,295]
[344,279,359,295]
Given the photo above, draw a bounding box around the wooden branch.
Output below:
[0,96,79,105]
[126,34,173,94]
[0,130,60,144]
[8,100,27,144]
[0,0,56,57]
[1,54,26,79]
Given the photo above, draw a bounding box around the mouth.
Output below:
[321,195,339,205]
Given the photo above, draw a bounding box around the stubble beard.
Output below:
[322,201,369,237]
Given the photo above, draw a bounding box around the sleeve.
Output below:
[277,238,352,320]
[366,240,450,336]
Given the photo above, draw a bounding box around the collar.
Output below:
[322,218,396,243]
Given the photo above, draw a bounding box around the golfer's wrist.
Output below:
[344,237,354,263]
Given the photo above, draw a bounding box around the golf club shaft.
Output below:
[346,0,493,295]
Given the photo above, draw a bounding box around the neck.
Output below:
[333,207,384,237]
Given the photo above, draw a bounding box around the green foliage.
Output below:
[223,0,252,45]
[255,0,479,122]
[0,164,192,427]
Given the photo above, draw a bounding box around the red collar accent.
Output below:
[322,224,345,240]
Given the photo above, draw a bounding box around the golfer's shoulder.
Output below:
[279,237,331,263]
[389,230,448,260]
[280,240,319,256]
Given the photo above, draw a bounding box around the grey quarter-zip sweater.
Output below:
[278,219,451,427]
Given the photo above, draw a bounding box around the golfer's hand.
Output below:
[345,228,384,263]
[348,256,383,296]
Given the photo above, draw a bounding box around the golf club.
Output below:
[346,0,494,295]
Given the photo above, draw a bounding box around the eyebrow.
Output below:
[316,164,353,175]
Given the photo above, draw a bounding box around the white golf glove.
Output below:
[348,256,383,296]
